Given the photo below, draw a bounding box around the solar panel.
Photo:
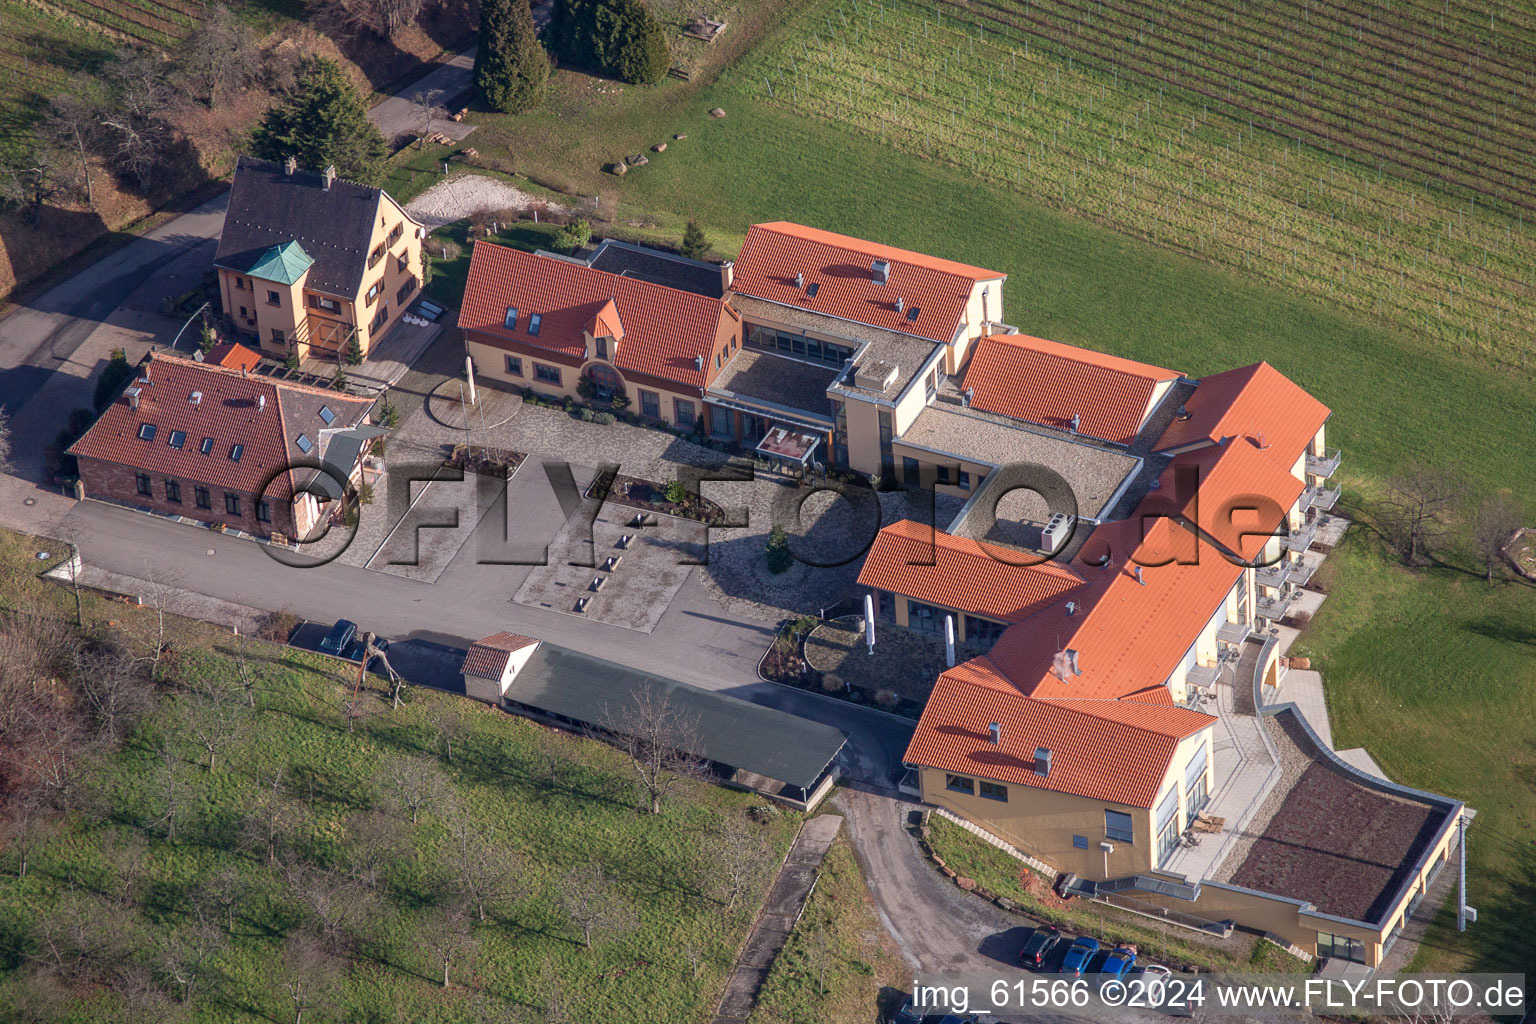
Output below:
[295,434,313,454]
[138,423,157,441]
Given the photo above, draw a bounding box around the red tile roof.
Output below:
[205,341,262,373]
[905,658,1212,807]
[460,243,732,391]
[961,334,1181,445]
[985,517,1247,703]
[1139,440,1304,561]
[68,354,371,500]
[461,632,539,679]
[731,222,1004,344]
[1155,361,1329,462]
[858,520,1085,623]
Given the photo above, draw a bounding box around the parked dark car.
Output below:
[319,619,357,656]
[1060,936,1100,977]
[1019,925,1064,968]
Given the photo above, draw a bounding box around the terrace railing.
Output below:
[1284,517,1321,554]
[1303,483,1342,513]
[1256,590,1296,621]
[1305,447,1342,479]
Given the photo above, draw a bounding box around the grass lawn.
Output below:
[0,525,829,1023]
[449,14,1536,972]
[925,818,1309,973]
[749,835,908,1024]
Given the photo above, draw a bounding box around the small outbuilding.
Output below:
[460,632,541,703]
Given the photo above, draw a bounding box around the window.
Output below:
[194,486,210,509]
[979,780,1008,802]
[534,363,561,385]
[1073,834,1089,850]
[368,243,385,269]
[267,290,281,306]
[957,470,971,490]
[233,276,245,290]
[595,336,608,360]
[504,306,518,329]
[1156,788,1181,865]
[229,444,244,462]
[200,437,214,455]
[640,390,659,418]
[1317,933,1366,964]
[902,457,920,484]
[138,423,157,441]
[935,465,951,484]
[310,295,341,314]
[386,223,403,247]
[967,617,1005,646]
[225,493,241,516]
[673,399,695,428]
[167,429,186,449]
[257,500,271,523]
[528,313,542,336]
[1105,810,1134,843]
[164,479,181,503]
[396,252,409,274]
[295,434,313,454]
[271,329,285,345]
[371,305,388,332]
[945,774,975,795]
[504,355,523,377]
[396,278,417,305]
[366,281,381,305]
[714,351,722,369]
[239,306,247,319]
[318,405,335,426]
[135,473,152,497]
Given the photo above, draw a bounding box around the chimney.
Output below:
[794,272,804,289]
[693,355,704,371]
[284,155,296,176]
[1254,431,1271,450]
[871,258,891,285]
[322,165,336,190]
[1033,747,1053,777]
[1065,601,1076,616]
[258,394,266,412]
[1176,404,1191,421]
[720,260,735,291]
[895,297,905,314]
[189,391,202,407]
[1133,565,1146,585]
[987,722,1001,745]
[1069,413,1081,433]
[961,386,974,408]
[125,387,141,410]
[1067,648,1081,675]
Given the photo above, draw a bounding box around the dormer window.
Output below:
[504,306,518,330]
[528,313,541,336]
[595,336,608,360]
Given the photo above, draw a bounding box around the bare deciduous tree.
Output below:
[191,863,250,934]
[612,685,707,815]
[0,406,13,475]
[421,900,475,988]
[116,965,189,1024]
[283,862,375,952]
[72,642,152,743]
[98,52,176,190]
[176,5,261,107]
[145,739,187,841]
[344,807,407,891]
[528,725,570,789]
[1471,492,1522,583]
[181,679,248,772]
[381,751,451,824]
[446,808,525,923]
[0,790,55,879]
[0,143,79,225]
[156,917,225,1002]
[281,932,340,1024]
[414,87,444,147]
[553,863,635,951]
[325,0,429,39]
[25,888,139,983]
[1380,464,1459,564]
[431,699,475,765]
[241,768,299,866]
[710,816,770,912]
[40,86,104,209]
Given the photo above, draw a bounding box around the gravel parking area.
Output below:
[405,173,567,230]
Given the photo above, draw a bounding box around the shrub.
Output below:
[550,0,670,85]
[874,689,899,707]
[93,349,135,410]
[554,218,592,254]
[198,320,217,354]
[377,399,399,429]
[593,412,615,425]
[256,609,301,643]
[474,0,550,113]
[680,219,708,260]
[765,524,793,574]
[579,408,594,422]
[345,333,364,365]
[664,479,688,504]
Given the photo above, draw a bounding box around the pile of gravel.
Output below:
[405,174,566,230]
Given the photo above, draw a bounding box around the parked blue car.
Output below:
[1101,945,1138,978]
[1060,936,1100,976]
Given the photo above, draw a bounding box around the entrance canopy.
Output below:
[756,426,822,466]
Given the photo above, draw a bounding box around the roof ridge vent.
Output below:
[1253,431,1271,450]
[1133,564,1146,585]
[693,355,704,371]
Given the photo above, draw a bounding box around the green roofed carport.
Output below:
[222,240,315,285]
[502,644,847,808]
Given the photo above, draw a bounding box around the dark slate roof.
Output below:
[504,645,847,791]
[215,156,392,298]
[586,239,725,298]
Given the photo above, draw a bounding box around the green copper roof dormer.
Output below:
[242,240,314,285]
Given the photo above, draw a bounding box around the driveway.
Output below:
[369,49,478,146]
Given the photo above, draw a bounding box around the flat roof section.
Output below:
[588,239,725,297]
[900,404,1142,522]
[1225,711,1453,924]
[709,349,839,420]
[502,644,847,793]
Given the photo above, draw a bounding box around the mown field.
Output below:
[0,526,854,1023]
[725,0,1536,372]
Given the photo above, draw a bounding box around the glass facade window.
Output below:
[534,363,561,385]
[1073,834,1090,850]
[745,324,853,367]
[674,399,695,428]
[979,781,1008,802]
[945,774,974,795]
[640,390,659,418]
[966,617,1005,646]
[1316,932,1366,963]
[906,600,946,634]
[1156,788,1181,865]
[504,356,522,377]
[1105,809,1134,843]
[135,473,152,496]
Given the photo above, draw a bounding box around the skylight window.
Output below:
[295,434,313,454]
[229,444,244,462]
[318,405,335,425]
[138,423,157,441]
[527,313,541,336]
[504,306,519,329]
[168,430,187,449]
[200,437,214,455]
[806,282,820,298]
[906,305,921,322]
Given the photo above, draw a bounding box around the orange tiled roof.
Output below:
[1137,440,1304,562]
[905,658,1213,807]
[986,517,1247,703]
[205,341,262,373]
[460,243,732,390]
[1155,361,1329,462]
[462,631,539,680]
[961,334,1181,445]
[67,354,372,500]
[731,222,1004,344]
[587,298,624,341]
[858,520,1085,623]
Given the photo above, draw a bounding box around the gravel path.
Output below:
[405,174,566,229]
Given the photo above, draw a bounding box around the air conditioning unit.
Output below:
[1042,512,1076,555]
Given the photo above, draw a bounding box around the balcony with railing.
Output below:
[1255,560,1292,589]
[1284,516,1321,554]
[1303,483,1342,512]
[1257,588,1296,621]
[1305,447,1342,479]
